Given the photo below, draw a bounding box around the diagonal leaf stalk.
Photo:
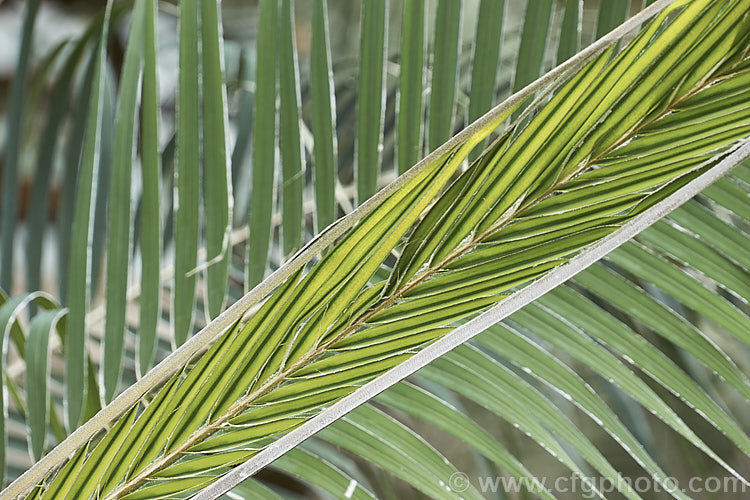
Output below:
[200,136,750,498]
[0,1,682,498]
[193,1,750,493]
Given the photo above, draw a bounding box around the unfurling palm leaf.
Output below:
[7,0,750,498]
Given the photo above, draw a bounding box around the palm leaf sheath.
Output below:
[31,1,750,498]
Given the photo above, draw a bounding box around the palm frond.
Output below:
[5,1,750,498]
[4,1,750,498]
[64,0,113,430]
[0,0,41,291]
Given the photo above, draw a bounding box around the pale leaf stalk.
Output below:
[198,136,750,499]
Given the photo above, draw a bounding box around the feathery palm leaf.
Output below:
[6,1,750,498]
